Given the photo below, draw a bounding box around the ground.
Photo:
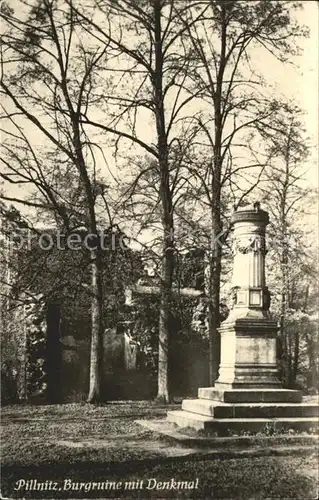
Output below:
[1,402,318,499]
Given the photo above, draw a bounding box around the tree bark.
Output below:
[157,239,174,402]
[87,247,104,403]
[207,227,222,384]
[292,328,299,386]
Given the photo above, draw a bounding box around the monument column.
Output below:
[215,202,280,388]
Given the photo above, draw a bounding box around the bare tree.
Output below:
[70,0,207,402]
[0,0,115,402]
[258,104,315,387]
[175,0,307,383]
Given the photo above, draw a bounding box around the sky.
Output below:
[1,0,318,221]
[273,0,318,186]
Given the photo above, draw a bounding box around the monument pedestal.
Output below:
[167,203,318,434]
[215,316,281,389]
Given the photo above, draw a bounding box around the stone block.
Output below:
[167,410,214,431]
[182,399,318,419]
[181,399,231,418]
[216,318,281,388]
[231,403,318,419]
[167,410,318,435]
[198,388,303,403]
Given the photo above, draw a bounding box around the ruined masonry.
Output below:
[167,203,319,434]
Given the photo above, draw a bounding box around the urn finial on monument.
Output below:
[215,202,281,389]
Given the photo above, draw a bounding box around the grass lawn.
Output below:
[1,403,318,499]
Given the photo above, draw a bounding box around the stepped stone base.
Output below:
[167,388,319,435]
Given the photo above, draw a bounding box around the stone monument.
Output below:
[216,201,279,390]
[167,203,318,433]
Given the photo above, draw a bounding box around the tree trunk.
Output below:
[292,328,299,386]
[279,233,289,386]
[87,248,104,403]
[157,240,174,402]
[206,6,226,385]
[69,104,105,403]
[207,212,222,384]
[206,130,223,385]
[153,0,174,403]
[306,335,317,390]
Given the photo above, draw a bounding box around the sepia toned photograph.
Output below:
[0,0,318,498]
